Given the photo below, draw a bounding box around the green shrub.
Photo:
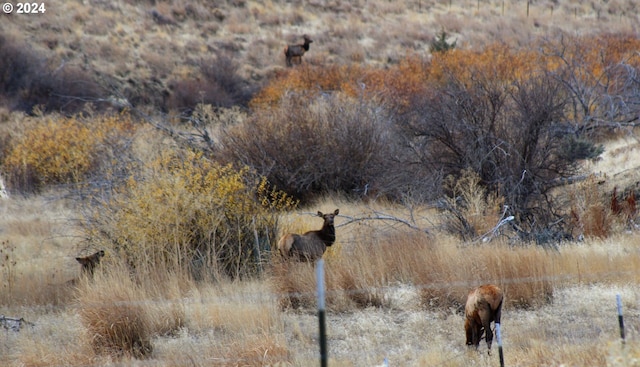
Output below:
[430,30,456,53]
[561,136,604,161]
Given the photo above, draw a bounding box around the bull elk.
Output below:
[465,284,503,354]
[277,209,339,261]
[284,35,313,67]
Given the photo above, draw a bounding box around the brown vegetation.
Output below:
[218,92,397,201]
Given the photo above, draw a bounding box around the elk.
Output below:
[284,35,313,67]
[277,209,339,261]
[465,284,503,354]
[75,250,105,278]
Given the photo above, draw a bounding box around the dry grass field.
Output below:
[1,194,640,366]
[2,1,640,366]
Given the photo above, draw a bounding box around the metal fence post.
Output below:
[496,322,505,367]
[616,294,625,345]
[317,259,328,367]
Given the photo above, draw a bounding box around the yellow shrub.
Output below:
[93,150,297,279]
[3,113,136,192]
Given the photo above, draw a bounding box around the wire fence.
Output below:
[391,0,637,19]
[1,267,638,366]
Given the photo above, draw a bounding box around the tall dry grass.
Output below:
[74,264,190,359]
[272,226,640,314]
[2,193,640,366]
[6,258,290,366]
[0,196,82,307]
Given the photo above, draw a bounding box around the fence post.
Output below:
[495,322,505,367]
[251,216,263,275]
[317,259,328,367]
[616,294,625,345]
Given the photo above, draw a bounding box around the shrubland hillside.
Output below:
[1,0,639,113]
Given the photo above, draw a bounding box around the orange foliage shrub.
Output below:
[250,57,432,110]
[246,34,640,227]
[250,64,369,107]
[541,33,640,74]
[253,34,640,115]
[428,44,541,86]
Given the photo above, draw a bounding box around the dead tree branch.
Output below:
[336,211,431,234]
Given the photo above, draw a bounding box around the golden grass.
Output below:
[0,196,82,306]
[76,272,157,359]
[273,227,640,311]
[0,194,640,366]
[1,183,640,366]
[5,312,98,367]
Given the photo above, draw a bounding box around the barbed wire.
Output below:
[1,317,636,367]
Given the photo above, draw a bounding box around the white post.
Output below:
[0,174,8,199]
[495,322,504,367]
[617,294,625,344]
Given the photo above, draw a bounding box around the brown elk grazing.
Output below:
[284,35,313,67]
[465,284,503,354]
[75,250,105,278]
[277,209,339,261]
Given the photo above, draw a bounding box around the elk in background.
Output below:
[76,250,105,278]
[284,35,313,67]
[278,209,339,261]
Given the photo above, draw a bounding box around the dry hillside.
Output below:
[1,0,639,113]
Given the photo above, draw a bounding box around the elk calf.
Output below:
[76,250,105,278]
[465,284,503,353]
[278,209,339,262]
[284,35,313,67]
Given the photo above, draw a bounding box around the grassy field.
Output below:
[2,0,640,366]
[1,193,640,366]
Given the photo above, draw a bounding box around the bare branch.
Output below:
[337,211,431,234]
